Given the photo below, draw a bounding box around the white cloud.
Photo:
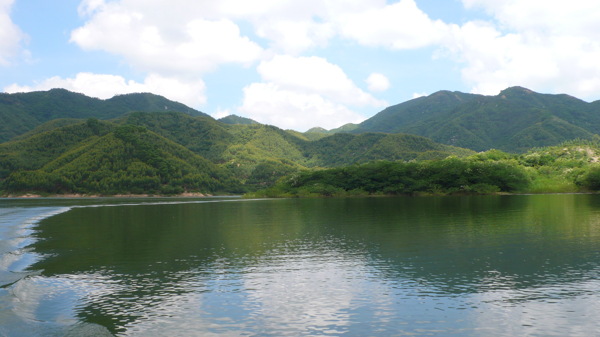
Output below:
[366,73,390,92]
[4,72,206,107]
[336,0,449,49]
[447,1,600,98]
[19,0,600,132]
[211,107,231,120]
[0,0,27,65]
[462,0,600,38]
[218,0,380,54]
[254,19,334,54]
[258,55,385,107]
[70,2,263,77]
[239,82,366,131]
[238,55,387,131]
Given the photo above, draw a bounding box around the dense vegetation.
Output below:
[353,87,600,152]
[0,120,241,195]
[114,112,472,183]
[4,88,600,197]
[0,89,206,142]
[248,140,600,197]
[0,112,472,196]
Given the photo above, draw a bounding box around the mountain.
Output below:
[353,87,600,152]
[0,89,207,142]
[304,123,359,140]
[218,114,259,125]
[114,112,472,168]
[0,120,241,195]
[301,132,473,166]
[0,112,474,195]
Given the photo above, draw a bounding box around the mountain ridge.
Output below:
[0,89,207,142]
[352,86,600,152]
[0,112,474,195]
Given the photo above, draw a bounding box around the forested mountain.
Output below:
[0,120,241,195]
[353,87,600,152]
[114,112,472,168]
[0,112,472,195]
[0,89,207,142]
[5,86,600,196]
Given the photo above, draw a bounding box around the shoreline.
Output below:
[2,192,213,199]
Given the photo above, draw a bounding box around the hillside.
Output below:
[0,112,474,195]
[353,87,600,152]
[249,139,600,198]
[0,89,207,142]
[114,112,473,168]
[1,121,241,195]
[301,132,473,166]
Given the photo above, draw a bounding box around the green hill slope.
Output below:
[1,111,475,195]
[0,89,207,142]
[115,112,473,168]
[1,122,241,195]
[302,132,474,167]
[354,87,600,152]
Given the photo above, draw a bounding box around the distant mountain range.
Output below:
[3,87,600,153]
[350,86,600,152]
[0,108,470,195]
[0,88,206,142]
[2,86,600,195]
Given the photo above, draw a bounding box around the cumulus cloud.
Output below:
[70,1,263,77]
[239,82,367,131]
[336,0,448,49]
[0,0,27,65]
[4,72,206,107]
[12,0,600,131]
[258,55,385,107]
[366,73,390,92]
[238,55,387,131]
[448,0,600,98]
[254,19,335,54]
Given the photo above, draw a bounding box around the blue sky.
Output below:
[2,0,600,131]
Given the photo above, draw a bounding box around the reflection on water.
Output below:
[1,195,600,336]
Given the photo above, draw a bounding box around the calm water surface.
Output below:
[1,195,600,336]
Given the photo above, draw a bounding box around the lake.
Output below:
[1,194,600,336]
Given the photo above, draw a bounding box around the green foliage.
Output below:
[354,86,600,152]
[301,132,474,167]
[0,119,115,177]
[1,123,242,195]
[9,108,600,197]
[252,156,531,198]
[580,166,600,190]
[0,89,207,142]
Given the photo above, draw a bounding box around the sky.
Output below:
[1,0,600,131]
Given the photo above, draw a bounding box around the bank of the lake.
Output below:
[246,146,600,198]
